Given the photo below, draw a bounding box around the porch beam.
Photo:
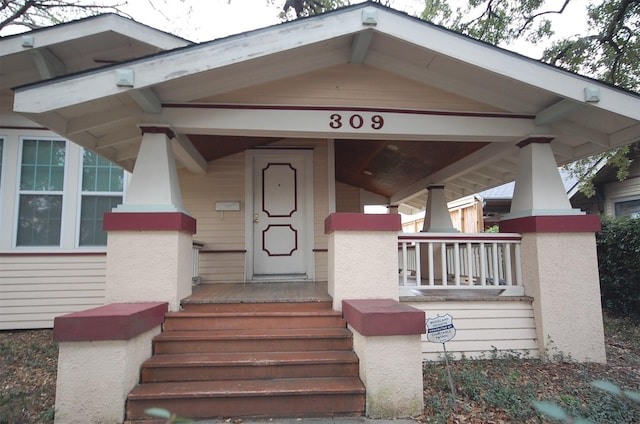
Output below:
[350,30,373,64]
[67,108,137,135]
[162,106,542,142]
[390,142,520,205]
[534,99,581,125]
[129,87,162,114]
[172,132,207,174]
[31,47,66,79]
[552,121,610,147]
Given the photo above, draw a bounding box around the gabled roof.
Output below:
[1,14,191,119]
[10,2,640,212]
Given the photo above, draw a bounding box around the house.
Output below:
[0,15,191,330]
[4,2,640,422]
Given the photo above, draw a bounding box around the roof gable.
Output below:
[9,2,640,209]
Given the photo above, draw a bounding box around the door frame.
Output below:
[244,148,315,282]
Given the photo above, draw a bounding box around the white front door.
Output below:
[246,150,314,281]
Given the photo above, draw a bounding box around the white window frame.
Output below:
[613,195,640,218]
[75,149,127,248]
[13,136,68,249]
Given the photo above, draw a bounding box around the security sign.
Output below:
[426,314,456,343]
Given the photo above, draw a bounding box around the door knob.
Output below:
[254,214,259,223]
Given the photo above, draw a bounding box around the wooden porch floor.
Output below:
[183,282,332,304]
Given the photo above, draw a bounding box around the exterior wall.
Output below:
[202,64,502,112]
[180,153,246,283]
[405,299,538,360]
[0,253,107,329]
[180,139,332,283]
[520,231,606,362]
[603,160,640,216]
[336,182,362,213]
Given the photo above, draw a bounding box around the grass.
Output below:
[0,315,638,424]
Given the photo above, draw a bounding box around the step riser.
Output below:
[127,394,365,420]
[181,301,333,313]
[141,363,359,382]
[154,338,353,354]
[163,316,345,331]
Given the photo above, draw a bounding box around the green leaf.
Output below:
[623,390,640,402]
[533,401,568,420]
[144,408,172,419]
[591,380,622,395]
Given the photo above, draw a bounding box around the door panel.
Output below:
[250,151,312,279]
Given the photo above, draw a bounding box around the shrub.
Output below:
[596,216,640,320]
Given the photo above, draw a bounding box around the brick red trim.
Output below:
[162,103,535,120]
[103,212,196,234]
[499,215,601,233]
[324,213,402,234]
[516,136,554,148]
[342,299,425,336]
[139,126,175,139]
[53,302,168,342]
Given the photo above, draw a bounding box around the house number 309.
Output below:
[329,113,384,130]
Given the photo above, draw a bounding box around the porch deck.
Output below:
[183,281,332,304]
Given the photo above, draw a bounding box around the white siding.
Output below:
[202,64,502,112]
[180,139,333,283]
[603,160,640,216]
[404,299,538,361]
[0,254,106,329]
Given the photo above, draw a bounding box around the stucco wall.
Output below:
[520,232,606,362]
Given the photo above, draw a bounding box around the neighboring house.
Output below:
[569,143,640,217]
[0,15,191,329]
[479,149,640,227]
[3,2,640,421]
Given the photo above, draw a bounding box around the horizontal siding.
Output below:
[198,252,246,284]
[405,299,538,361]
[0,254,106,329]
[204,64,501,112]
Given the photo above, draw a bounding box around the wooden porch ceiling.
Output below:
[186,134,487,198]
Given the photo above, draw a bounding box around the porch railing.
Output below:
[398,233,523,295]
[192,240,204,286]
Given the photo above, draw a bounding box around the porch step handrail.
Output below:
[192,240,204,286]
[398,233,523,289]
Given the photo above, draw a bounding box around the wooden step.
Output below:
[181,300,333,313]
[163,310,346,331]
[153,328,354,354]
[141,351,359,382]
[126,377,365,420]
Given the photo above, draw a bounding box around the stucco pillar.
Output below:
[500,138,606,362]
[422,185,457,232]
[343,299,425,418]
[53,303,167,424]
[325,213,402,311]
[104,127,195,311]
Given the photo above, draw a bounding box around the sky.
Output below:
[116,0,587,59]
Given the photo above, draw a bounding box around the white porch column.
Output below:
[325,213,401,311]
[422,185,457,232]
[500,137,606,363]
[104,127,195,311]
[115,126,186,213]
[507,137,582,219]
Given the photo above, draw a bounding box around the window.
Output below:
[17,139,66,246]
[614,197,640,219]
[78,150,124,246]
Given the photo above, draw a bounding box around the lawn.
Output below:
[1,315,638,424]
